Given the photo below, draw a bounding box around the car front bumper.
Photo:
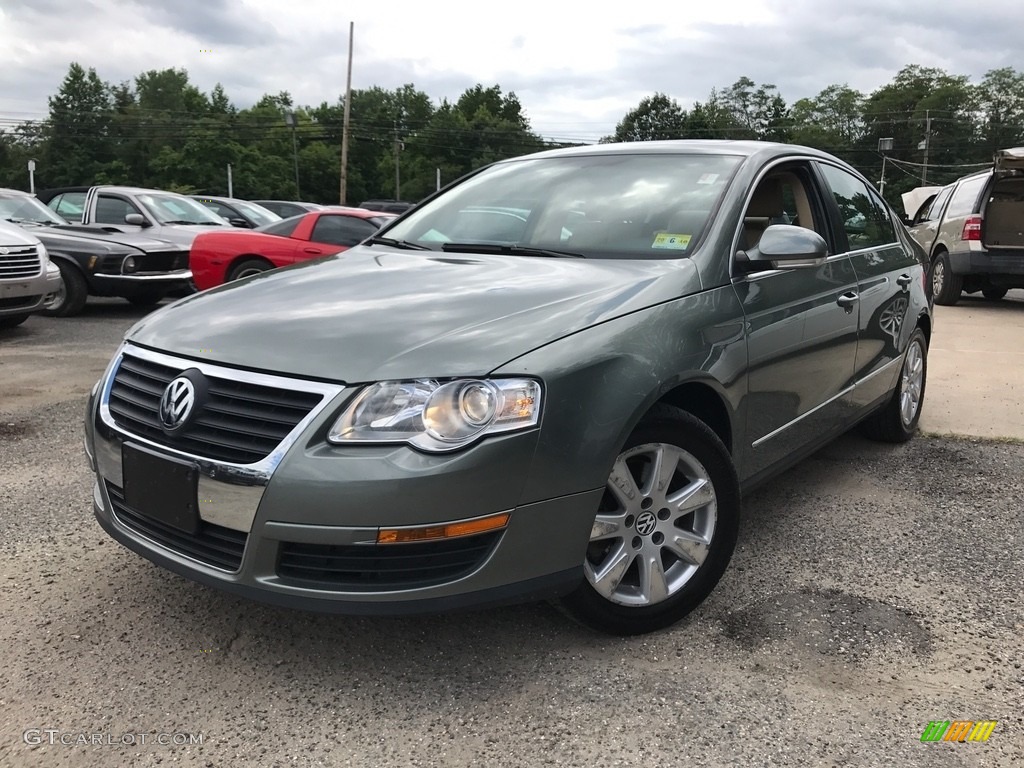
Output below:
[85,344,596,614]
[0,261,61,317]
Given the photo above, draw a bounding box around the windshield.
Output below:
[0,194,69,225]
[137,193,229,225]
[231,200,281,226]
[382,153,742,259]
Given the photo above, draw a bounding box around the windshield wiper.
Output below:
[439,242,585,258]
[366,235,431,250]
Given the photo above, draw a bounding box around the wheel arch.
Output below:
[655,380,734,456]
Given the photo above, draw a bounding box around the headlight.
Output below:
[328,378,542,452]
[122,255,137,274]
[36,243,49,266]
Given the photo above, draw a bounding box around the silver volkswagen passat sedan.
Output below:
[85,141,932,635]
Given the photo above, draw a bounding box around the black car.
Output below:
[249,200,325,218]
[359,199,416,214]
[190,196,282,229]
[0,189,191,316]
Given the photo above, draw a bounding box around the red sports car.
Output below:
[190,208,395,290]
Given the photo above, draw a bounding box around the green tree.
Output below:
[42,63,113,186]
[975,67,1024,154]
[602,93,688,142]
[789,84,866,160]
[720,77,790,140]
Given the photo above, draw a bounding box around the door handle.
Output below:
[836,292,859,313]
[303,247,322,254]
[896,273,913,291]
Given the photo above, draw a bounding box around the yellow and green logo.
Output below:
[920,720,997,742]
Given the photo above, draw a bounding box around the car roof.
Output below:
[521,139,836,162]
[0,187,32,197]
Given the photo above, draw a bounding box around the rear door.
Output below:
[815,161,921,409]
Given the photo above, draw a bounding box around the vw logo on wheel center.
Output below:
[159,376,196,430]
[635,511,657,536]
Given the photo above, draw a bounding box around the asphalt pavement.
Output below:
[0,295,1021,767]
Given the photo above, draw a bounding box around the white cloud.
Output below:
[1,0,1022,140]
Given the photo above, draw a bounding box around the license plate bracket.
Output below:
[122,443,199,535]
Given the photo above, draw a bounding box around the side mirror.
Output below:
[739,225,828,268]
[228,217,250,228]
[124,213,149,227]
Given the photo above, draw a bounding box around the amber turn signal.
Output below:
[377,512,510,544]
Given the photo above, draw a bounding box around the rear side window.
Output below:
[817,164,896,250]
[945,176,988,218]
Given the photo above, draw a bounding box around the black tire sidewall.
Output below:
[42,260,88,317]
[228,259,271,282]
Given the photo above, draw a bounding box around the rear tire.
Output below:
[40,260,88,317]
[559,405,740,635]
[982,287,1008,301]
[930,252,962,306]
[861,328,928,443]
[227,258,273,282]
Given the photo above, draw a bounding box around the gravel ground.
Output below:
[1,302,1022,768]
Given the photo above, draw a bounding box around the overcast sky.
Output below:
[2,0,1022,142]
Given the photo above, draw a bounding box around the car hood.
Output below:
[35,225,181,253]
[995,146,1024,172]
[82,223,227,247]
[125,245,701,382]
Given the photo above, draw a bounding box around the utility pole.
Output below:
[339,22,354,205]
[227,163,233,198]
[877,137,893,196]
[920,110,932,184]
[285,111,300,198]
[394,119,401,200]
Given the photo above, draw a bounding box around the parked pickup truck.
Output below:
[0,220,62,329]
[36,185,233,249]
[0,189,192,316]
[906,147,1024,305]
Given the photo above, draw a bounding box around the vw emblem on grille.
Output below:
[635,511,657,536]
[159,376,196,430]
[0,247,8,255]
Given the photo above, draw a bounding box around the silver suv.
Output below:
[907,147,1024,305]
[0,221,62,329]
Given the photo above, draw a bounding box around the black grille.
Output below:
[0,245,41,278]
[106,482,247,571]
[0,295,39,309]
[107,353,323,465]
[95,251,189,275]
[277,532,502,590]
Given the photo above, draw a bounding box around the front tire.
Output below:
[559,406,740,635]
[126,291,166,307]
[40,260,88,317]
[861,328,928,443]
[930,252,962,306]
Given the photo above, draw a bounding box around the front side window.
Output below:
[817,164,896,250]
[382,153,743,259]
[95,195,142,225]
[918,185,953,224]
[257,216,303,237]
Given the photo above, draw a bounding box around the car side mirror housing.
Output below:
[124,213,149,227]
[229,217,250,228]
[739,225,828,268]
